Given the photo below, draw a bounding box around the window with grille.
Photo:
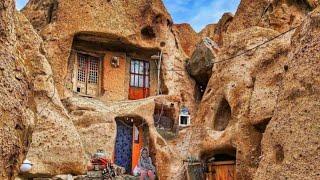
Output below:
[88,57,99,84]
[77,55,87,83]
[76,53,100,96]
[130,59,150,88]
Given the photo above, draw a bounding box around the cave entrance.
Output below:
[114,116,151,174]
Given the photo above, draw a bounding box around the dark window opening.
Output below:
[214,98,232,131]
[154,103,177,140]
[180,116,188,125]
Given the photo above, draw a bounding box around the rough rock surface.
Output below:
[22,0,197,117]
[22,0,197,178]
[0,1,34,179]
[198,13,233,46]
[227,0,313,33]
[1,0,86,178]
[173,23,200,57]
[198,23,216,39]
[255,7,320,180]
[186,39,218,87]
[15,12,86,177]
[2,0,320,179]
[188,27,292,179]
[211,13,233,46]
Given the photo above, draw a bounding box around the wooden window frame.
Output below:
[130,59,150,88]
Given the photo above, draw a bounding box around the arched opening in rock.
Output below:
[214,98,232,131]
[202,147,237,162]
[153,102,177,140]
[66,32,162,101]
[114,116,154,174]
[141,26,156,39]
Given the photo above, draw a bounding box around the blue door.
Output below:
[115,120,133,173]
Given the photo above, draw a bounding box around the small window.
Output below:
[179,107,191,127]
[130,59,150,88]
[179,115,191,126]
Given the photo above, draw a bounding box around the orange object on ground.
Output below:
[131,126,144,172]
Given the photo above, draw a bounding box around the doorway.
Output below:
[205,154,236,180]
[115,120,133,173]
[206,161,236,180]
[114,117,148,174]
[75,53,101,97]
[129,59,150,100]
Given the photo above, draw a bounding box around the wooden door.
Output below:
[129,59,150,100]
[115,120,133,174]
[76,53,100,97]
[131,125,144,172]
[86,55,100,96]
[206,161,236,180]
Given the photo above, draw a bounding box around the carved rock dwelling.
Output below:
[0,0,319,180]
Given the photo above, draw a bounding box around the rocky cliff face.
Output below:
[0,1,34,178]
[185,1,319,180]
[22,0,196,114]
[189,26,293,179]
[20,0,196,179]
[255,6,320,179]
[227,0,314,33]
[1,0,86,179]
[173,23,200,57]
[1,0,319,179]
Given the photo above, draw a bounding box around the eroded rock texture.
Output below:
[21,0,196,179]
[186,39,218,89]
[189,27,292,179]
[1,0,86,178]
[255,7,320,180]
[15,12,86,176]
[1,0,320,179]
[0,1,34,179]
[173,23,200,57]
[227,0,313,33]
[198,23,216,39]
